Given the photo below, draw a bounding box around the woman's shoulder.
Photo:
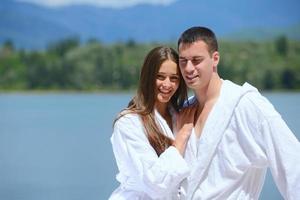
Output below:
[115,110,141,126]
[113,110,146,140]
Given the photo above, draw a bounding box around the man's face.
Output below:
[178,40,219,90]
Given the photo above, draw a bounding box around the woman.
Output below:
[109,46,195,199]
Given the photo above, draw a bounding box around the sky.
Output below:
[17,0,178,8]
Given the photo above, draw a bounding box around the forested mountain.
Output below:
[1,0,300,49]
[1,37,300,91]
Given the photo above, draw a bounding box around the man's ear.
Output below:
[212,51,219,72]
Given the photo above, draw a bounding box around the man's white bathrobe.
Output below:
[109,110,190,200]
[183,80,300,200]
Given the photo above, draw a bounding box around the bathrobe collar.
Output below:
[154,105,177,140]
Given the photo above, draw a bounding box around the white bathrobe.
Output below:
[183,80,300,200]
[109,109,190,200]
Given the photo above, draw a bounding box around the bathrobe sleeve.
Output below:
[242,93,300,200]
[260,113,300,200]
[111,114,190,198]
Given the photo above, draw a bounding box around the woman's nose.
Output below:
[162,78,172,87]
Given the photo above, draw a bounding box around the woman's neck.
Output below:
[155,102,168,117]
[156,102,173,128]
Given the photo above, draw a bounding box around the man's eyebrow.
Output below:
[192,56,204,59]
[179,56,203,60]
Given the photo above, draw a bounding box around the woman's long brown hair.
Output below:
[115,46,187,156]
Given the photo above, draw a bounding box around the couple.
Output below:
[109,27,300,199]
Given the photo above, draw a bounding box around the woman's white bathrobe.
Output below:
[183,80,300,200]
[109,110,190,200]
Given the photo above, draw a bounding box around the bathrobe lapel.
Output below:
[187,80,256,198]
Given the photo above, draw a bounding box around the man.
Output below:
[177,26,300,199]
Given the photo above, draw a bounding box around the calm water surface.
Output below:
[0,92,299,200]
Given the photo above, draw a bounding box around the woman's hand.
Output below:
[173,105,197,155]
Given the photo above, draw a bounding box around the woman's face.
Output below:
[155,59,180,105]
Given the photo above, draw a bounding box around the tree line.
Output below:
[0,36,299,91]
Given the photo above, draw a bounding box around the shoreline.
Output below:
[1,88,300,94]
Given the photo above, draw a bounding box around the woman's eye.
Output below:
[157,75,165,80]
[170,76,179,82]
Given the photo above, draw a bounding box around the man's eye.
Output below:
[179,59,187,66]
[192,59,202,65]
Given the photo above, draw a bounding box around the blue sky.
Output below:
[17,0,178,8]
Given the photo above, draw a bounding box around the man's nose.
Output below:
[185,60,194,73]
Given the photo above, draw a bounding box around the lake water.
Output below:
[0,92,299,200]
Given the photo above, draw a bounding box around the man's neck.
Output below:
[194,73,222,108]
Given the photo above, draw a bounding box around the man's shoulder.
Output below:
[237,85,280,119]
